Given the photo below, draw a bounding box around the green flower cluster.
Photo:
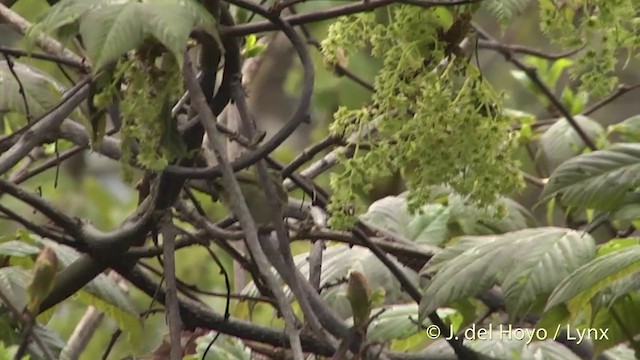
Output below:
[322,5,523,228]
[539,0,640,96]
[117,56,185,181]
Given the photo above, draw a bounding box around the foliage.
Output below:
[483,0,532,24]
[117,55,186,179]
[27,0,221,70]
[322,5,523,226]
[538,0,640,95]
[2,0,640,359]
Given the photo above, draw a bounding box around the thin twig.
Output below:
[0,3,88,69]
[0,45,87,70]
[473,23,597,151]
[583,82,640,116]
[159,216,183,360]
[2,53,32,121]
[222,0,480,37]
[0,289,55,360]
[183,51,305,360]
[0,77,91,176]
[477,40,583,60]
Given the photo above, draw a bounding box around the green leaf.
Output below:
[0,266,30,310]
[0,343,27,360]
[0,61,68,120]
[468,337,583,360]
[545,245,640,313]
[539,144,640,210]
[38,240,143,345]
[26,324,64,360]
[360,196,450,245]
[154,0,222,52]
[536,115,604,170]
[27,0,98,43]
[242,245,417,320]
[139,0,198,67]
[597,238,640,256]
[597,196,640,221]
[590,293,640,354]
[0,241,40,257]
[245,34,256,48]
[561,88,575,112]
[448,196,536,236]
[432,7,454,30]
[74,288,142,346]
[602,344,637,360]
[360,193,535,247]
[483,0,532,24]
[242,34,267,58]
[510,69,536,95]
[571,91,589,114]
[365,304,427,343]
[548,58,573,87]
[195,333,251,360]
[242,45,266,59]
[33,0,220,70]
[419,228,596,322]
[0,312,19,344]
[79,2,146,71]
[609,114,640,142]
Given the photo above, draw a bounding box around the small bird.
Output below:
[213,168,288,228]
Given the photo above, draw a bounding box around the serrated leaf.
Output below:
[29,0,101,38]
[0,241,40,257]
[195,333,252,360]
[360,196,451,245]
[139,1,193,67]
[37,240,142,343]
[74,288,142,345]
[32,0,221,67]
[468,336,583,360]
[602,344,637,360]
[361,194,535,247]
[79,2,146,71]
[419,228,596,322]
[602,270,640,301]
[589,293,640,354]
[536,115,604,170]
[139,0,219,66]
[545,245,640,313]
[0,266,30,310]
[27,324,64,360]
[484,0,532,24]
[522,340,584,360]
[539,144,640,210]
[420,234,508,321]
[365,304,427,343]
[242,245,416,320]
[449,196,536,236]
[0,61,69,120]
